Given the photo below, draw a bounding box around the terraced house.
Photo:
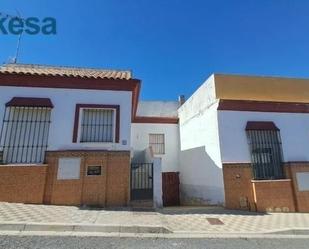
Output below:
[1,63,309,212]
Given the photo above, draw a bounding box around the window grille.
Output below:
[246,126,284,180]
[149,134,165,154]
[80,109,115,142]
[0,107,52,164]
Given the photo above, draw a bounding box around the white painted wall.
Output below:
[131,123,180,172]
[137,101,179,117]
[0,86,132,151]
[153,157,163,208]
[178,75,224,205]
[218,110,309,163]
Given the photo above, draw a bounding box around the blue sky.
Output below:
[1,0,309,100]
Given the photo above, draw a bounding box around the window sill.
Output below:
[78,142,117,146]
[0,163,47,167]
[57,178,80,181]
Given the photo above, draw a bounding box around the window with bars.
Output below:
[80,108,115,143]
[149,134,165,154]
[246,121,284,180]
[0,106,52,164]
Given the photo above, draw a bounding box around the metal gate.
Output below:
[130,163,153,201]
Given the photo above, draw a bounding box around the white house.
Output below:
[179,74,309,212]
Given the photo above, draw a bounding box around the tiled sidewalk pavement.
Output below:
[0,203,99,224]
[0,202,309,234]
[161,207,309,233]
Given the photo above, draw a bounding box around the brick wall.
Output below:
[223,163,255,211]
[105,153,130,206]
[0,165,47,204]
[286,162,309,212]
[45,150,130,207]
[223,163,309,212]
[252,179,295,212]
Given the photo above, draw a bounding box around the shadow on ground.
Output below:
[78,205,268,216]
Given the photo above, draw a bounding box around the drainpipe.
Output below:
[288,163,299,212]
[0,150,3,164]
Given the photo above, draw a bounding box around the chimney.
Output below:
[178,95,185,106]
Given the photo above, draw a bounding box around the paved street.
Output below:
[0,236,308,249]
[1,203,309,234]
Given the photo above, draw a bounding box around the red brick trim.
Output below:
[286,161,309,164]
[72,104,120,143]
[0,73,140,120]
[132,116,179,124]
[6,97,54,108]
[246,121,279,131]
[218,99,309,113]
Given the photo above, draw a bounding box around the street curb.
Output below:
[1,223,309,238]
[0,223,172,234]
[1,230,309,239]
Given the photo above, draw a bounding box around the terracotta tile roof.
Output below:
[0,63,132,80]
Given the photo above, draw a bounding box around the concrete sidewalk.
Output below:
[0,202,309,236]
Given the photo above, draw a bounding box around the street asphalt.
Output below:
[0,236,308,249]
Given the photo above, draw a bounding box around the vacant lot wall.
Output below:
[178,76,224,205]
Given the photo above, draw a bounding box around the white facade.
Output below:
[178,76,224,205]
[218,110,309,163]
[137,101,179,117]
[177,74,309,205]
[0,86,132,151]
[131,123,180,172]
[131,100,180,172]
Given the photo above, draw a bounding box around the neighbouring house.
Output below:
[178,74,309,212]
[1,63,309,212]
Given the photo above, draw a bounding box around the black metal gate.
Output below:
[130,163,153,201]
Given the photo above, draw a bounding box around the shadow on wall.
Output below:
[131,147,153,164]
[179,146,224,206]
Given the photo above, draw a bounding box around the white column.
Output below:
[153,157,163,208]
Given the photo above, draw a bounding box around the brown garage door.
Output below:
[162,172,180,206]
